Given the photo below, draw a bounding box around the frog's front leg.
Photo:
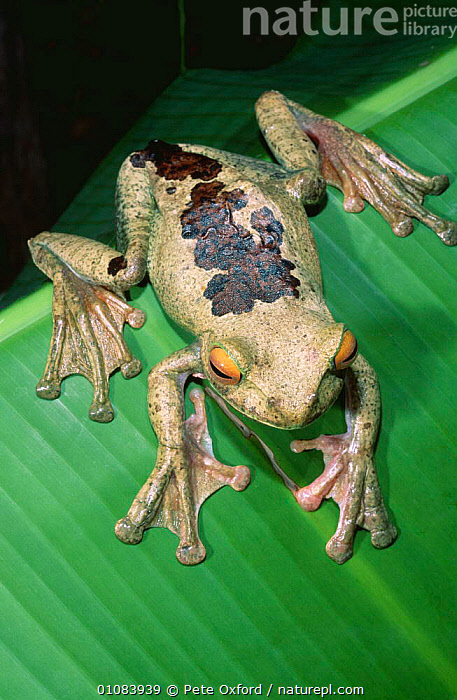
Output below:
[28,234,147,421]
[29,156,153,420]
[115,344,250,565]
[291,356,397,564]
[257,91,456,245]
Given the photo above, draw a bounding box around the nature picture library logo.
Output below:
[242,2,457,39]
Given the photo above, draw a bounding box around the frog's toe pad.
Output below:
[114,516,145,544]
[326,537,353,564]
[229,466,251,491]
[89,400,115,423]
[370,523,398,549]
[127,308,146,329]
[295,487,322,512]
[436,220,457,246]
[120,358,142,378]
[431,174,449,195]
[36,378,61,400]
[176,541,206,566]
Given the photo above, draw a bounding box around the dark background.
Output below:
[1,0,302,297]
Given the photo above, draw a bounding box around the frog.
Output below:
[29,90,456,566]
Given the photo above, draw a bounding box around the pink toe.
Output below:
[295,487,322,511]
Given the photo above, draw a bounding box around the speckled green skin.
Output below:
[30,91,456,564]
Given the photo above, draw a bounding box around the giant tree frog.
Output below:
[29,91,456,565]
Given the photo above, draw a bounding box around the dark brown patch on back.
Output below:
[130,140,222,181]
[108,255,127,276]
[251,206,286,248]
[181,184,300,315]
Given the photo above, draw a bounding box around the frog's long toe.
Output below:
[292,433,348,512]
[350,144,456,244]
[184,388,251,494]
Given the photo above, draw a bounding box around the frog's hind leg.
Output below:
[256,90,457,245]
[115,377,250,566]
[29,233,146,422]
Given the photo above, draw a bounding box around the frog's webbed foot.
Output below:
[293,108,457,245]
[115,387,250,565]
[291,434,397,564]
[36,255,145,422]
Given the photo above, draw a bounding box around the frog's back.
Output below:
[133,141,323,333]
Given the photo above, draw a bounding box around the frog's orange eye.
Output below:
[334,330,358,370]
[208,347,242,385]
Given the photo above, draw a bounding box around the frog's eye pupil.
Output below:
[209,362,232,381]
[208,347,241,385]
[334,330,358,371]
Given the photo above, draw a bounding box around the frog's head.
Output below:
[200,314,357,429]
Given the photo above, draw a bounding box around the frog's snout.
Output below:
[263,371,344,429]
[265,395,313,428]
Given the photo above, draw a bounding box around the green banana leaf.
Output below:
[1,12,457,700]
